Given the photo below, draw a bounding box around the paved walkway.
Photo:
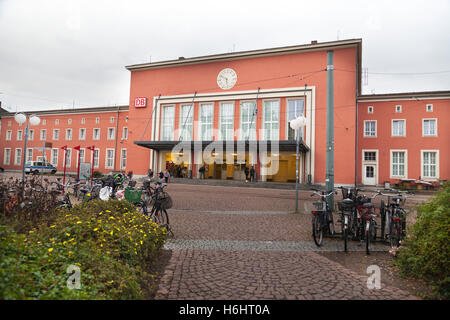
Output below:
[154,207,419,300]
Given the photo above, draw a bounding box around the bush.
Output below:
[93,171,104,178]
[0,199,167,299]
[394,181,450,299]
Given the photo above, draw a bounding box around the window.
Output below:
[105,149,114,169]
[92,149,100,168]
[17,130,23,141]
[64,149,72,167]
[53,129,59,141]
[77,149,85,167]
[79,128,86,140]
[55,119,59,125]
[4,148,11,165]
[395,105,402,113]
[199,103,213,141]
[81,118,85,124]
[364,121,376,137]
[422,151,439,179]
[263,100,280,140]
[426,104,433,112]
[28,129,34,141]
[364,152,376,162]
[122,127,128,140]
[14,148,22,166]
[287,99,305,140]
[6,130,12,141]
[51,149,58,166]
[423,119,437,136]
[391,150,407,178]
[179,105,193,141]
[162,105,175,140]
[110,117,114,124]
[40,129,47,141]
[7,121,11,127]
[93,128,100,140]
[368,106,374,114]
[107,128,115,140]
[120,149,127,169]
[240,101,257,140]
[42,119,46,125]
[26,148,33,163]
[392,120,405,137]
[125,116,128,123]
[95,117,100,124]
[66,129,72,140]
[219,102,234,140]
[68,118,72,125]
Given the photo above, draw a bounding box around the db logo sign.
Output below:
[135,97,147,108]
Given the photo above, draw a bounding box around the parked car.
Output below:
[25,161,57,175]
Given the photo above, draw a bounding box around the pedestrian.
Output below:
[159,171,164,183]
[148,168,153,179]
[250,166,255,182]
[244,166,250,183]
[164,169,170,183]
[199,164,206,179]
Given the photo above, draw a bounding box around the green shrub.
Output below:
[0,199,167,299]
[394,181,450,299]
[93,171,103,178]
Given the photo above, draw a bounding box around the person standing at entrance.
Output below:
[164,169,170,183]
[199,165,206,179]
[245,166,250,183]
[159,171,164,183]
[250,166,256,182]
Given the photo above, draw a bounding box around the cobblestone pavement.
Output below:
[152,184,421,300]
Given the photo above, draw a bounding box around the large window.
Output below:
[162,105,175,141]
[17,130,23,141]
[179,104,193,141]
[14,148,22,166]
[122,127,128,140]
[78,149,85,167]
[28,129,34,141]
[4,148,11,165]
[79,128,86,140]
[92,149,100,168]
[105,149,114,169]
[108,128,115,140]
[199,103,213,141]
[6,130,12,141]
[121,149,127,169]
[392,120,405,137]
[65,149,72,167]
[422,119,437,137]
[53,129,59,141]
[263,100,280,140]
[240,101,256,140]
[287,99,305,140]
[40,129,47,141]
[51,149,58,166]
[93,128,100,140]
[391,150,407,178]
[219,102,234,140]
[422,151,438,179]
[26,148,33,163]
[364,121,377,137]
[66,129,72,141]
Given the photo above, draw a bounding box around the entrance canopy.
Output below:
[134,140,309,153]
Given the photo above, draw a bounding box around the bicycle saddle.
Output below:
[342,198,354,205]
[361,203,375,208]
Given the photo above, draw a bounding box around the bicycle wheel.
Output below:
[312,214,323,247]
[153,207,169,227]
[389,221,400,248]
[136,201,148,217]
[366,221,372,255]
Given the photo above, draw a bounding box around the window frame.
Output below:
[17,130,23,141]
[391,119,406,137]
[219,101,235,141]
[390,150,408,179]
[363,120,377,138]
[422,118,437,137]
[239,100,257,140]
[161,104,175,141]
[262,99,280,141]
[79,128,86,140]
[120,148,127,170]
[421,150,439,179]
[53,129,59,141]
[3,148,11,165]
[107,127,116,141]
[14,148,22,166]
[40,129,47,141]
[65,128,73,141]
[286,97,306,141]
[105,148,115,169]
[51,148,59,167]
[179,104,194,141]
[93,128,101,140]
[198,102,214,141]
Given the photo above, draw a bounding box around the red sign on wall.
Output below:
[135,97,147,108]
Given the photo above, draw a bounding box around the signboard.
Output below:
[79,162,92,180]
[135,97,147,108]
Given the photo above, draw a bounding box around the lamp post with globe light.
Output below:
[14,113,41,183]
[289,115,307,212]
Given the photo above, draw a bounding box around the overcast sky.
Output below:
[1,0,449,112]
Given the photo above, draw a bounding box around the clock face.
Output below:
[217,68,237,90]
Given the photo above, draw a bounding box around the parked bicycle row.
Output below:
[310,186,412,254]
[0,172,174,236]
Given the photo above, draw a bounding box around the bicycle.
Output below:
[310,189,336,247]
[377,189,410,248]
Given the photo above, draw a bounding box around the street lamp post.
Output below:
[290,115,307,212]
[14,113,41,184]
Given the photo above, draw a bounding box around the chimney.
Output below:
[311,40,318,45]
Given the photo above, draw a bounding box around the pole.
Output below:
[295,128,300,212]
[90,146,95,185]
[21,120,29,196]
[325,50,335,210]
[62,148,67,195]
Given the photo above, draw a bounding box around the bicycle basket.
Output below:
[124,188,142,204]
[159,192,173,209]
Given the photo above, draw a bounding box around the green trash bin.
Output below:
[124,188,142,204]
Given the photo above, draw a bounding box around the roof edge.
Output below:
[358,90,450,101]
